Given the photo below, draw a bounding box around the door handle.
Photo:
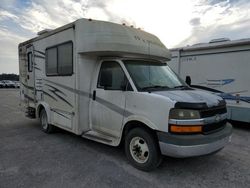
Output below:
[92,90,96,101]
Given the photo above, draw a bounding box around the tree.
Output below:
[0,74,19,81]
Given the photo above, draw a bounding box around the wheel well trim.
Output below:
[118,115,158,145]
[36,102,51,124]
[123,115,158,130]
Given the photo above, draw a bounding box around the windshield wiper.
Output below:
[141,85,169,91]
[173,85,190,90]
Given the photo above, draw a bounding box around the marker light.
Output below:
[170,125,202,133]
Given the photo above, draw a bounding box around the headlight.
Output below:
[169,109,200,119]
[169,108,202,134]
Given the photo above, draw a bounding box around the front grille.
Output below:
[200,105,227,118]
[202,119,227,134]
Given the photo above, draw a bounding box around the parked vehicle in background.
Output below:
[14,81,20,88]
[1,80,16,88]
[19,19,232,171]
[169,38,250,124]
[0,81,4,88]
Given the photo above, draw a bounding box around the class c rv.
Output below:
[169,38,250,124]
[19,18,232,171]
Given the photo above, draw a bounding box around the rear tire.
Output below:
[125,127,162,171]
[40,109,55,133]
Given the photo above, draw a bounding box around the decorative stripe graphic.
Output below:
[35,67,41,71]
[34,54,45,59]
[44,80,89,97]
[34,50,45,56]
[95,96,132,117]
[24,94,34,102]
[192,85,250,103]
[22,83,34,90]
[43,91,58,101]
[44,79,133,117]
[51,109,71,120]
[205,79,235,86]
[45,84,67,97]
[219,93,250,103]
[44,84,73,107]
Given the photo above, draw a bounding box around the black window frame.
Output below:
[97,61,132,91]
[45,41,73,76]
[27,52,33,72]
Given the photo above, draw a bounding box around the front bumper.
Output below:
[157,123,232,158]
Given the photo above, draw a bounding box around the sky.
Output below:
[0,0,250,74]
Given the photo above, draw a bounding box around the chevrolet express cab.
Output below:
[19,18,232,171]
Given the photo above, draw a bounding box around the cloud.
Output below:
[0,0,17,9]
[0,27,28,73]
[0,9,18,21]
[0,0,250,73]
[190,18,201,26]
[0,0,113,73]
[177,0,250,46]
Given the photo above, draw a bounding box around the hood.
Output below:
[154,89,223,108]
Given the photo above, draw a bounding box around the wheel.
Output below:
[40,109,55,133]
[125,127,162,171]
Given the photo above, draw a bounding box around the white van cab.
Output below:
[19,18,232,171]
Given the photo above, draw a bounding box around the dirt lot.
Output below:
[0,89,249,188]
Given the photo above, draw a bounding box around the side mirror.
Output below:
[185,76,191,86]
[100,70,112,89]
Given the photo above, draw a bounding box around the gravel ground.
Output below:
[0,89,249,188]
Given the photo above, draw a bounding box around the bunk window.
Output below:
[46,41,73,76]
[46,47,57,75]
[58,43,73,75]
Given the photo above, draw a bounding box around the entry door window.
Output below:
[27,52,33,72]
[97,61,126,90]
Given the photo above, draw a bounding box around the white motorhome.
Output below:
[19,19,232,171]
[169,38,250,124]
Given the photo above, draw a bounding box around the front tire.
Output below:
[125,127,162,171]
[40,109,55,133]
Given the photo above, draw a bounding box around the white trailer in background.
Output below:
[19,19,232,171]
[169,38,250,123]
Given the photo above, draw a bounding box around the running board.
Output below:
[82,131,113,144]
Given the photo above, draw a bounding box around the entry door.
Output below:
[90,61,127,138]
[25,46,35,106]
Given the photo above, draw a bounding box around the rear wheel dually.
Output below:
[40,109,55,133]
[125,127,162,171]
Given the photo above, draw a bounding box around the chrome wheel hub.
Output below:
[129,137,149,163]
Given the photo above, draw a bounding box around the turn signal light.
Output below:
[170,125,202,133]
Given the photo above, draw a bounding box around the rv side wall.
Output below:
[169,44,250,123]
[176,50,250,96]
[19,27,79,133]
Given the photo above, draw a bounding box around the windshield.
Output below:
[124,60,187,91]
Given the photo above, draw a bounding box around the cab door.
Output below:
[90,60,128,138]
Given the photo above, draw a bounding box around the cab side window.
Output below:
[97,61,127,90]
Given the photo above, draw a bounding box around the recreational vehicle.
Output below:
[169,38,250,124]
[19,19,232,171]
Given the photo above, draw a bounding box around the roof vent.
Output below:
[209,38,230,43]
[37,29,52,36]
